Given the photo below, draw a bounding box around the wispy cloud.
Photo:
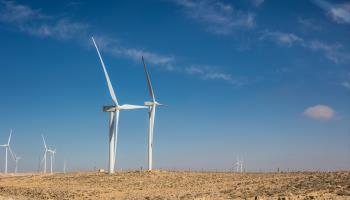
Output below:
[306,40,350,64]
[259,30,304,47]
[0,0,88,40]
[298,17,322,31]
[185,65,242,85]
[341,73,350,90]
[94,36,175,71]
[303,105,335,120]
[0,0,48,23]
[259,29,350,64]
[252,0,264,7]
[94,38,241,85]
[341,81,350,90]
[172,0,255,35]
[0,0,243,86]
[311,0,350,24]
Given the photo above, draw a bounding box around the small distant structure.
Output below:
[98,169,105,173]
[14,154,21,174]
[234,157,244,173]
[63,160,67,173]
[0,129,14,174]
[41,135,56,174]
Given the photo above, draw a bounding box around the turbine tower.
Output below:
[91,37,147,174]
[142,56,164,171]
[0,130,14,174]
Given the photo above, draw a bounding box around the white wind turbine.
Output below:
[91,37,147,174]
[48,149,56,174]
[41,135,56,173]
[0,130,14,174]
[142,56,164,171]
[234,156,244,173]
[63,160,67,173]
[14,154,21,174]
[234,158,240,172]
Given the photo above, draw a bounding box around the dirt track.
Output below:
[0,171,349,199]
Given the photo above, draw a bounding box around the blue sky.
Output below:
[0,0,349,172]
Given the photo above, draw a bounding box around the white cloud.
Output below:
[252,0,264,7]
[21,19,88,40]
[303,105,335,120]
[0,0,87,40]
[93,36,175,71]
[259,29,350,64]
[185,65,205,74]
[306,40,350,64]
[259,30,303,47]
[173,0,255,35]
[341,81,350,90]
[0,1,242,86]
[93,37,241,85]
[311,0,350,24]
[184,65,241,85]
[298,17,322,31]
[0,0,48,23]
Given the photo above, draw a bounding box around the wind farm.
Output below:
[0,0,350,199]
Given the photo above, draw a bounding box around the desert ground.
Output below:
[0,171,349,200]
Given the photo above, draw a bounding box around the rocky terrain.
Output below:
[0,171,349,199]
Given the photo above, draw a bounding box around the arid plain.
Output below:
[0,171,349,199]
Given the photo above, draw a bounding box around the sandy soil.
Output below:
[0,171,349,199]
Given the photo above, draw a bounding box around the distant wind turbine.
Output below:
[234,157,244,173]
[91,36,147,174]
[14,154,21,174]
[41,135,56,174]
[63,160,67,173]
[141,56,165,171]
[48,149,56,174]
[0,130,14,174]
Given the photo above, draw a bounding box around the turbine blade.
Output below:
[142,56,156,102]
[41,153,46,164]
[91,37,119,105]
[42,135,47,149]
[8,146,15,160]
[7,129,12,145]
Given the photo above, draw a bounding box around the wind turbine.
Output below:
[41,135,48,173]
[0,130,14,174]
[234,156,245,173]
[48,149,56,174]
[41,135,56,173]
[141,56,164,171]
[234,158,240,172]
[91,37,147,174]
[14,154,21,174]
[63,160,67,173]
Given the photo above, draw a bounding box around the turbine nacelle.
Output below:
[103,104,147,112]
[48,149,56,154]
[144,101,164,107]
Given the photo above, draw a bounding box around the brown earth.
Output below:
[0,171,349,199]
